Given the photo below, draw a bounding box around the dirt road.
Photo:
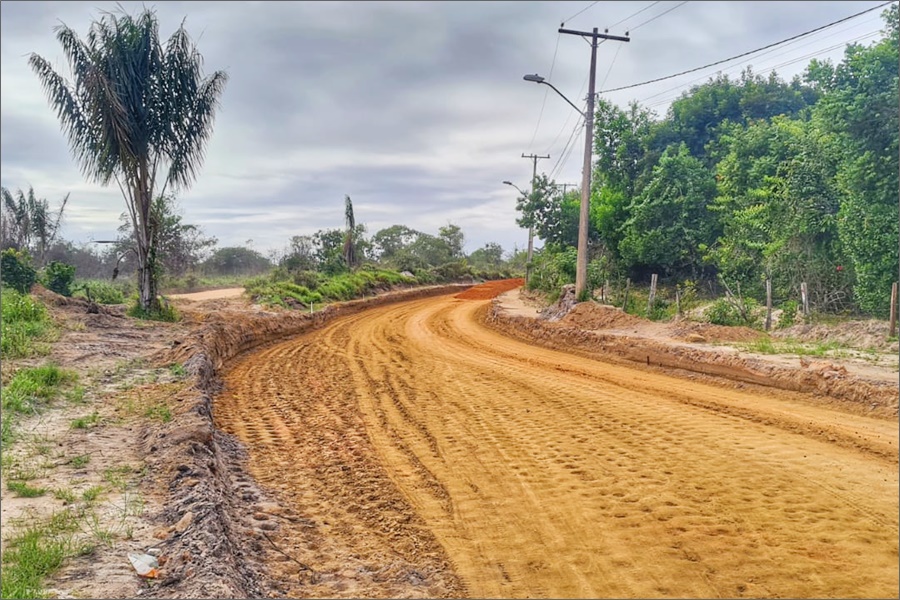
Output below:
[215,288,899,598]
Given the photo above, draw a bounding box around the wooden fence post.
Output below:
[765,279,772,332]
[890,281,898,337]
[647,273,658,316]
[622,278,631,313]
[675,287,681,318]
[801,282,809,317]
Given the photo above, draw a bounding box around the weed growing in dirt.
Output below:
[6,481,47,498]
[1,364,77,451]
[70,412,101,429]
[102,465,137,491]
[69,454,91,468]
[81,485,103,503]
[0,523,71,598]
[53,487,78,504]
[0,288,57,358]
[144,402,172,423]
[168,362,186,377]
[72,279,128,304]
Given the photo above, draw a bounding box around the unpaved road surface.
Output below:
[216,288,899,598]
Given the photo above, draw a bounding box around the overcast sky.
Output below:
[0,0,892,258]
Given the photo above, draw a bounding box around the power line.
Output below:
[561,1,601,27]
[600,0,893,94]
[607,1,661,31]
[642,29,882,110]
[527,32,562,150]
[630,1,689,32]
[637,12,883,104]
[599,43,624,90]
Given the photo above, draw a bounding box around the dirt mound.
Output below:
[560,302,646,330]
[774,321,899,353]
[455,278,524,300]
[669,321,766,343]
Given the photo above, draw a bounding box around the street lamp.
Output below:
[503,180,534,285]
[524,73,592,299]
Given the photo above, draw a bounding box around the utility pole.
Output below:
[556,183,578,195]
[559,26,629,300]
[522,153,550,286]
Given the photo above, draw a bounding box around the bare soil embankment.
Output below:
[488,290,898,419]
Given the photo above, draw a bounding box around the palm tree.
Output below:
[0,186,69,266]
[29,7,227,312]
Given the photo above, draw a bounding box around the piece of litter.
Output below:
[128,552,160,578]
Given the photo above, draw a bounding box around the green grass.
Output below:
[2,364,77,451]
[144,403,172,423]
[70,412,101,430]
[740,337,848,357]
[0,525,70,599]
[81,485,104,503]
[6,481,47,498]
[71,279,128,305]
[0,288,57,358]
[126,298,180,322]
[69,454,91,468]
[245,267,416,309]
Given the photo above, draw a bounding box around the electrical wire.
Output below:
[642,29,882,110]
[607,1,661,31]
[561,1,601,27]
[599,43,624,91]
[630,1,689,32]
[527,32,562,150]
[599,0,894,94]
[636,12,883,104]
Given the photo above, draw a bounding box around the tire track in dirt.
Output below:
[216,289,898,598]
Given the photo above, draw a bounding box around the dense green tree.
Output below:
[619,143,717,278]
[202,246,271,276]
[812,4,898,315]
[468,242,504,268]
[30,7,227,312]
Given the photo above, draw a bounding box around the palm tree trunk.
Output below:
[135,163,158,312]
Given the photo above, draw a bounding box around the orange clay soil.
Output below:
[215,282,899,598]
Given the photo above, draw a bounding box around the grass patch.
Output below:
[126,298,180,322]
[245,267,416,309]
[2,364,78,414]
[144,403,172,423]
[53,488,78,504]
[740,337,849,357]
[6,481,47,498]
[70,412,101,430]
[0,288,57,359]
[81,486,103,503]
[69,454,91,468]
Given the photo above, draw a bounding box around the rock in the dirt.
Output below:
[686,333,706,343]
[174,511,194,533]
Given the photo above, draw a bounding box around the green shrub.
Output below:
[73,280,126,304]
[126,298,180,322]
[778,300,800,328]
[1,289,54,358]
[1,249,37,293]
[41,261,76,296]
[706,297,760,327]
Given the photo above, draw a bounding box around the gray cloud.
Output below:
[1,0,889,257]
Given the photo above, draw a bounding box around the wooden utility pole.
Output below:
[890,282,898,336]
[522,153,550,286]
[556,183,579,195]
[559,26,629,300]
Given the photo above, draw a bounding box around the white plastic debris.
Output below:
[128,552,160,578]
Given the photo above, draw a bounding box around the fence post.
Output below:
[765,279,772,332]
[890,282,898,337]
[675,286,681,318]
[647,273,658,316]
[801,282,809,317]
[604,278,610,304]
[622,278,631,313]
